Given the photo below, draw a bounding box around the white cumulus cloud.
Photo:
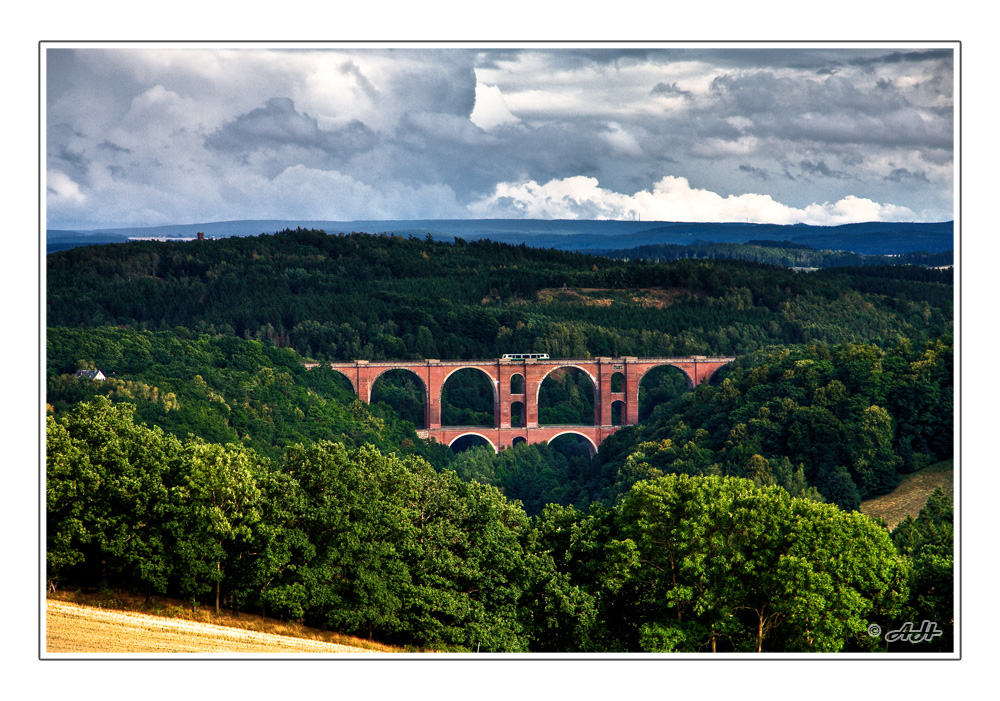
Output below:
[47,170,86,205]
[467,175,917,224]
[471,83,520,131]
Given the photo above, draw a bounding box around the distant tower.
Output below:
[197,232,205,241]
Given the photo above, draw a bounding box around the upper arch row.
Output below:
[322,358,739,408]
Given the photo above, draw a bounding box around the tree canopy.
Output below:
[47,398,916,653]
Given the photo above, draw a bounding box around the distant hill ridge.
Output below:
[46,219,954,256]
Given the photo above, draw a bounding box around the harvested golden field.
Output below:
[860,460,954,529]
[45,598,390,655]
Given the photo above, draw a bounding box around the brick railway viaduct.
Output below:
[306,356,735,454]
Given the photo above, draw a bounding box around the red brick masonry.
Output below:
[306,356,735,453]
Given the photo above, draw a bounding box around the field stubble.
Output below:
[859,460,954,529]
[45,592,396,654]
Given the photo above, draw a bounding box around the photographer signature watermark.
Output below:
[867,620,943,644]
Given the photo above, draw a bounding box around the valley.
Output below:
[44,227,955,654]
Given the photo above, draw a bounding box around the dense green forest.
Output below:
[48,398,916,652]
[47,228,951,359]
[46,326,450,465]
[599,240,953,269]
[45,229,955,652]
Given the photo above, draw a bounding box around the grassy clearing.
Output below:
[860,460,954,529]
[537,286,696,308]
[46,590,402,654]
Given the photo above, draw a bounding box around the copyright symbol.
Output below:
[867,623,882,638]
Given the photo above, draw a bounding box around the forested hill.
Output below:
[48,228,952,361]
[596,240,953,269]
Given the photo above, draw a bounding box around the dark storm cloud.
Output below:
[705,70,952,150]
[739,164,770,180]
[387,110,500,188]
[537,47,866,73]
[48,122,85,144]
[471,49,525,71]
[799,160,849,180]
[44,45,955,228]
[503,124,604,182]
[47,50,148,130]
[205,97,377,161]
[98,140,132,155]
[385,54,477,118]
[848,49,954,67]
[387,111,605,197]
[56,145,88,169]
[52,144,90,185]
[651,81,692,99]
[480,48,663,74]
[920,148,954,167]
[46,49,79,99]
[885,167,930,184]
[672,47,953,77]
[548,48,664,66]
[710,71,906,117]
[339,61,380,102]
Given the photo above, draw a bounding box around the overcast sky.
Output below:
[45,44,955,230]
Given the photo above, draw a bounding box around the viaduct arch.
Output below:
[307,355,735,452]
